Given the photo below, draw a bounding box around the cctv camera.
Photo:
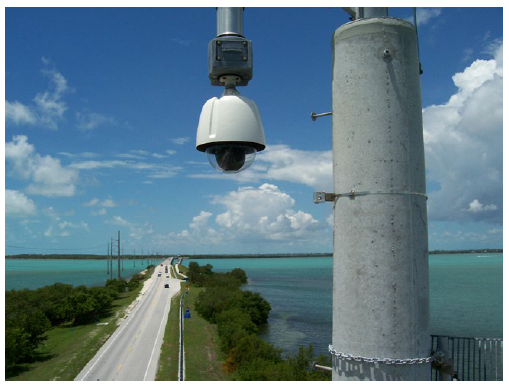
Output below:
[196,93,265,173]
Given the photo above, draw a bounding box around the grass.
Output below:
[181,282,229,381]
[155,289,181,381]
[173,264,187,280]
[6,269,154,381]
[156,280,228,381]
[178,264,189,273]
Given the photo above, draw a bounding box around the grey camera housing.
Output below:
[208,36,253,86]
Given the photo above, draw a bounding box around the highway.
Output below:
[75,261,181,381]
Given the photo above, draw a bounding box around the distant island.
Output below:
[4,249,503,259]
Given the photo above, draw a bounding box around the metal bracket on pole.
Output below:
[312,362,332,372]
[314,190,428,204]
[311,111,332,121]
[314,192,336,204]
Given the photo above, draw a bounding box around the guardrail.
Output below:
[314,335,503,381]
[430,335,503,381]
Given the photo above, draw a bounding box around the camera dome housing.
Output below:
[196,94,265,173]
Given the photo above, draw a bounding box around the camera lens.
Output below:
[215,147,245,172]
[206,145,257,173]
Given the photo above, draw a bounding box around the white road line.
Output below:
[143,294,171,381]
[78,277,156,381]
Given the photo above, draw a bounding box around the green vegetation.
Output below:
[428,249,503,254]
[181,282,229,380]
[155,287,181,381]
[188,253,333,259]
[157,267,228,381]
[6,249,502,261]
[5,266,155,379]
[187,262,331,380]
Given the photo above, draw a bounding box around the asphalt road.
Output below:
[75,262,181,381]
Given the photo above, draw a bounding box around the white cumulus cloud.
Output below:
[107,215,131,227]
[212,184,324,242]
[423,41,503,223]
[5,135,79,197]
[189,144,333,191]
[5,190,37,217]
[149,184,329,250]
[465,199,497,213]
[5,100,37,125]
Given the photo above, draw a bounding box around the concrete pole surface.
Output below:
[331,17,430,380]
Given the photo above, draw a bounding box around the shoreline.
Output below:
[5,249,503,260]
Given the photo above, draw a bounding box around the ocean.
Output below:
[4,253,503,357]
[4,258,165,291]
[180,253,503,356]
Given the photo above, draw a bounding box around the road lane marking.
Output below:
[143,295,171,380]
[78,270,158,381]
[117,364,122,373]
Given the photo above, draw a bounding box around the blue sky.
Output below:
[4,7,503,255]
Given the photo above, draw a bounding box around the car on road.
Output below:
[166,275,169,278]
[164,284,169,288]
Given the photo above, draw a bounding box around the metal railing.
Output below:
[318,335,503,380]
[430,335,503,381]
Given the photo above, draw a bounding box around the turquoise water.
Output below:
[4,258,165,291]
[5,254,502,357]
[181,254,503,356]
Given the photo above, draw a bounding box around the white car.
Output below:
[166,275,169,278]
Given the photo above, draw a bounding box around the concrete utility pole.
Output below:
[117,231,121,279]
[107,242,109,274]
[330,7,430,380]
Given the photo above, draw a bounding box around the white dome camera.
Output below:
[196,92,265,173]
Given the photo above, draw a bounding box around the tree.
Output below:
[195,286,241,322]
[229,334,282,368]
[64,286,98,325]
[226,268,248,284]
[235,357,294,381]
[5,326,31,373]
[237,291,271,325]
[35,283,74,325]
[89,286,114,316]
[5,290,51,370]
[216,308,258,353]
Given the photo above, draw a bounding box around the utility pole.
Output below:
[329,7,430,380]
[117,230,121,279]
[106,242,109,274]
[133,248,136,267]
[122,246,124,271]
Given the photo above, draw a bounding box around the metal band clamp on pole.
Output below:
[314,190,428,204]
